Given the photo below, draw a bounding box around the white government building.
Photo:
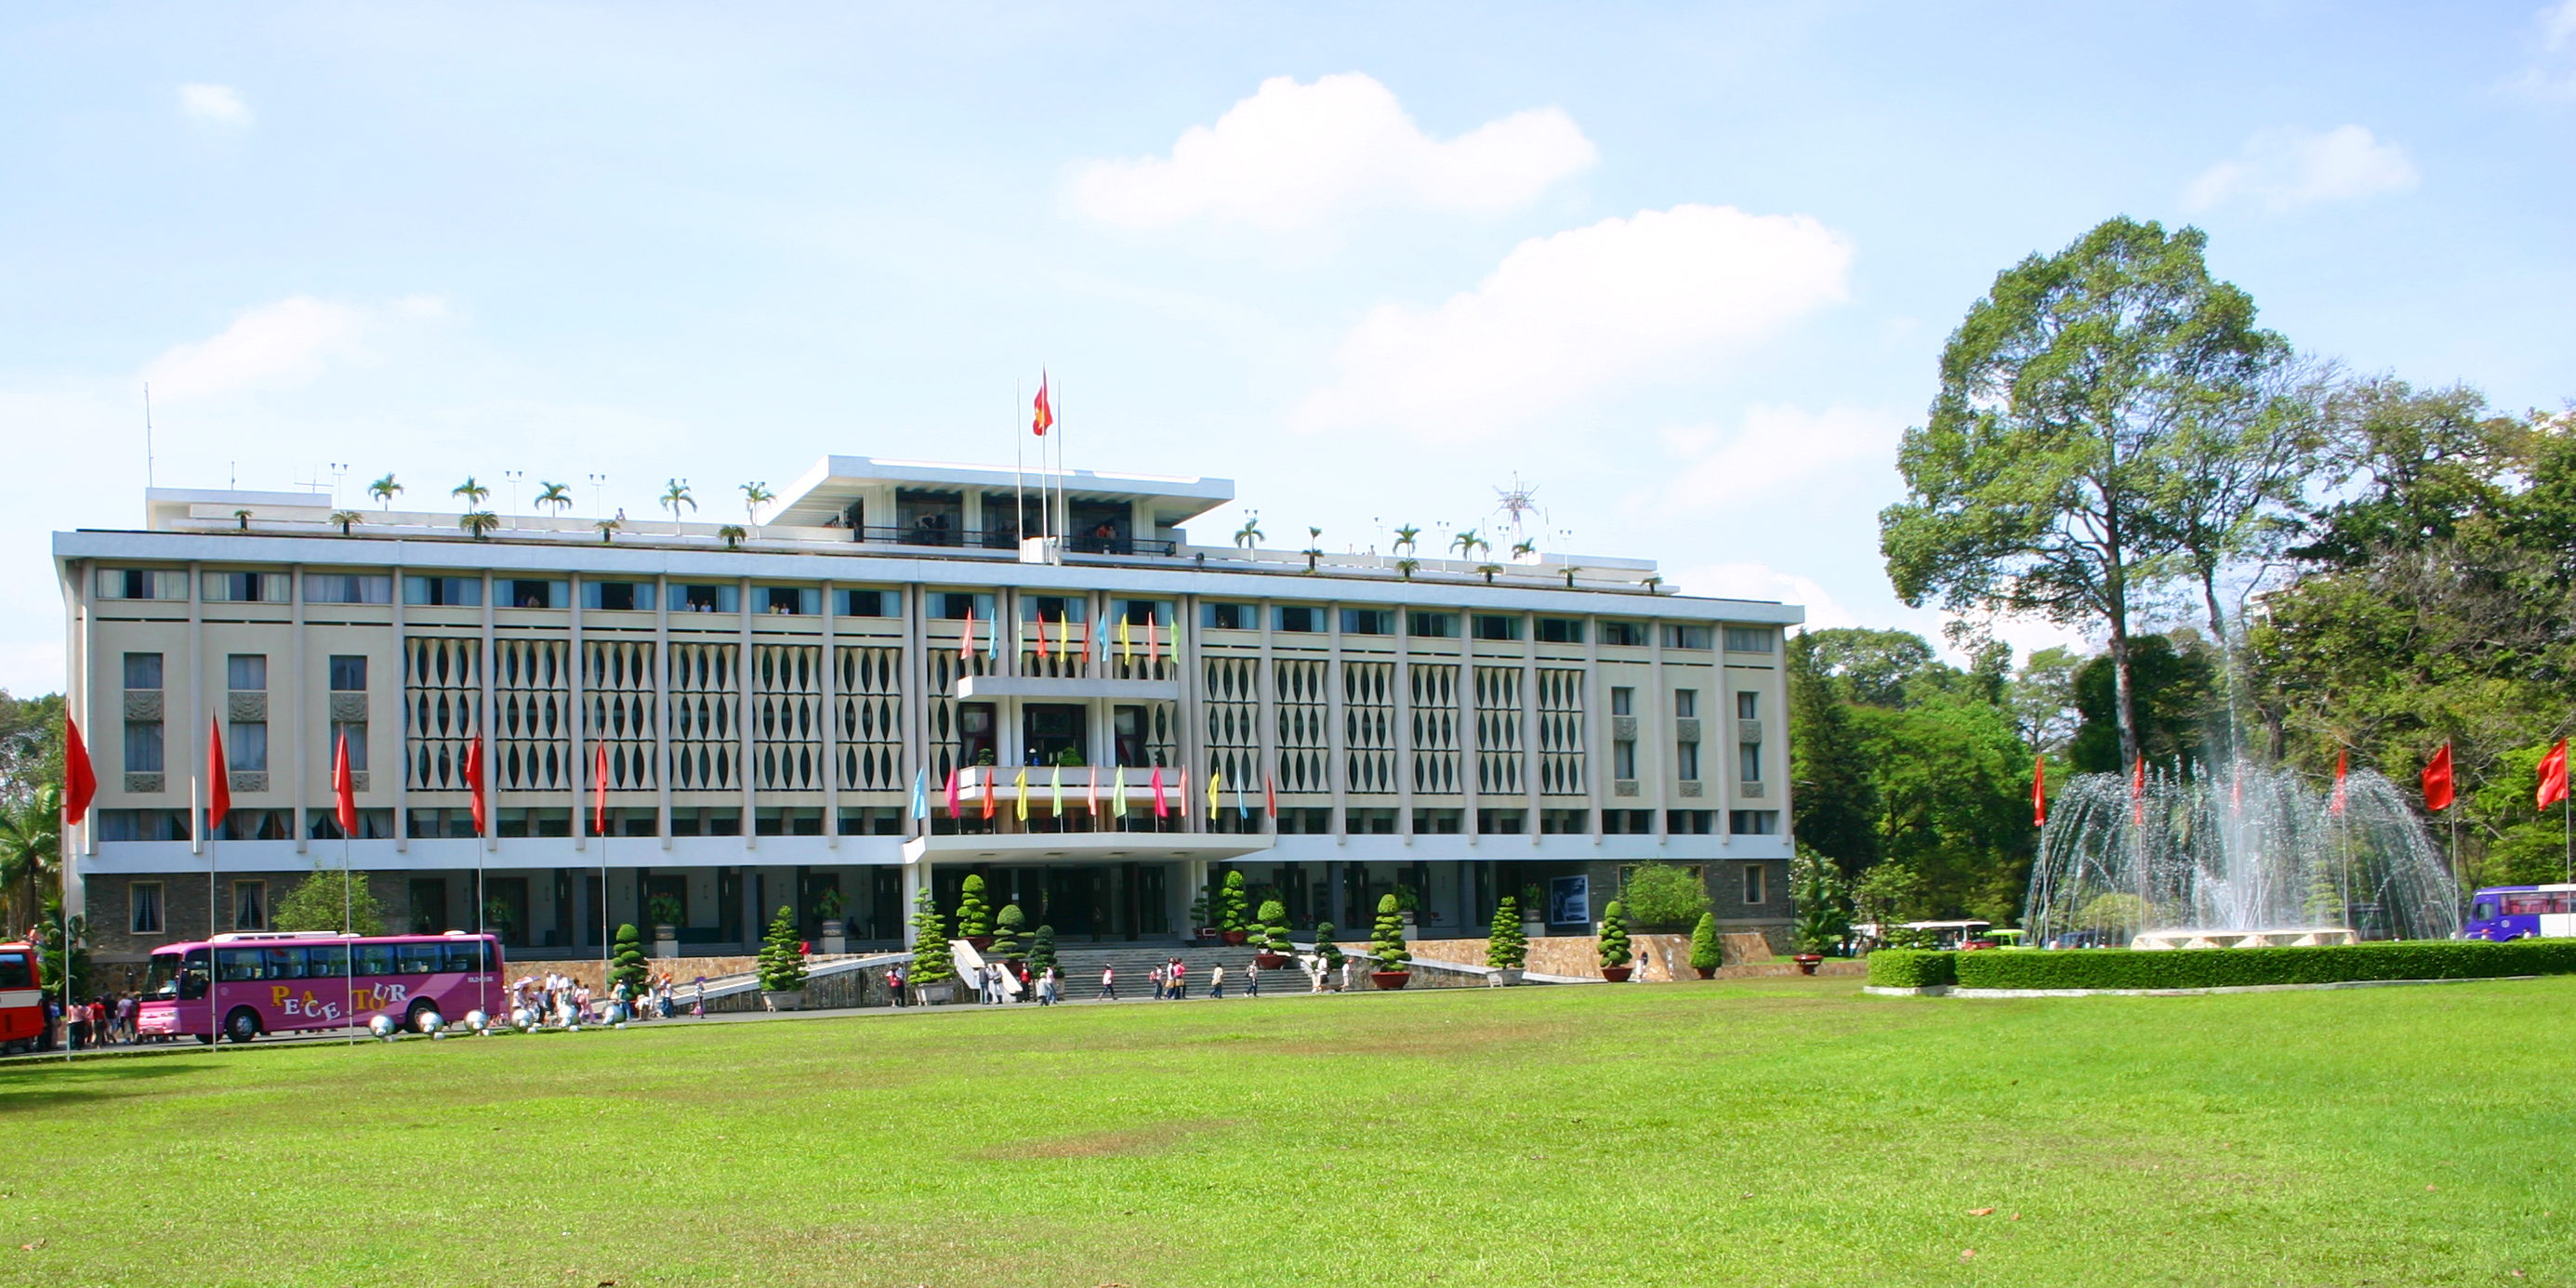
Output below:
[53,455,1801,968]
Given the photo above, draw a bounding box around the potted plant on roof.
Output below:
[648,893,683,959]
[1219,871,1250,946]
[1598,900,1634,982]
[1369,894,1410,990]
[1519,884,1548,940]
[758,904,808,1011]
[1486,896,1527,986]
[908,889,958,1005]
[1689,912,1723,979]
[813,886,849,954]
[1252,899,1293,970]
[955,874,994,951]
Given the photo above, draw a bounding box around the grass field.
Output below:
[1,976,2569,1287]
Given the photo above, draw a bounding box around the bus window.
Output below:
[145,953,182,998]
[395,943,440,974]
[307,945,349,976]
[2473,901,2495,920]
[180,950,208,1000]
[352,944,396,978]
[261,948,307,979]
[439,941,482,973]
[216,948,265,982]
[2505,894,2548,915]
[0,952,31,989]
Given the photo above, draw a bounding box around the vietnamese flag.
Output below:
[60,716,96,828]
[2030,753,2046,827]
[1149,766,1168,819]
[1264,773,1277,821]
[206,716,231,835]
[2329,749,2349,818]
[1031,373,1053,437]
[945,766,961,820]
[465,735,488,835]
[2539,739,2569,811]
[2422,743,2454,812]
[592,741,610,835]
[332,730,358,835]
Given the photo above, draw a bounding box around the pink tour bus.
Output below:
[138,931,506,1044]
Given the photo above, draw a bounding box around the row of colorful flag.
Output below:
[922,763,1273,823]
[955,608,1179,664]
[2028,738,2572,827]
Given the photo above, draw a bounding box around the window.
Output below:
[585,581,655,611]
[932,592,995,620]
[1476,808,1527,835]
[1724,626,1775,652]
[1411,808,1462,835]
[397,942,442,973]
[1344,808,1398,835]
[1275,605,1321,633]
[1610,686,1633,716]
[124,720,163,773]
[231,881,267,931]
[304,573,391,604]
[204,572,288,603]
[1539,808,1591,835]
[1116,599,1173,627]
[333,720,368,771]
[1600,621,1646,648]
[1663,624,1712,650]
[677,584,738,613]
[1743,864,1768,905]
[1613,739,1637,780]
[1340,608,1392,635]
[1026,595,1087,624]
[504,579,567,610]
[839,588,888,617]
[1536,617,1584,644]
[97,569,186,600]
[227,654,267,691]
[1602,809,1655,835]
[228,720,269,772]
[759,585,818,615]
[124,652,163,690]
[1202,602,1253,630]
[403,575,482,607]
[1676,739,1700,782]
[1737,690,1758,720]
[1407,611,1458,637]
[1739,743,1763,782]
[1472,614,1522,641]
[130,882,164,935]
[1729,809,1779,835]
[1667,810,1716,835]
[1675,689,1698,718]
[328,655,367,691]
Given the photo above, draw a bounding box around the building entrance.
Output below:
[931,862,1171,942]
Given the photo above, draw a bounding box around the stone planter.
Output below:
[914,979,958,1005]
[761,990,806,1012]
[1694,966,1718,979]
[1488,967,1526,988]
[1222,930,1249,946]
[653,926,678,960]
[1253,952,1291,970]
[1369,970,1411,991]
[1794,954,1823,976]
[1601,966,1634,983]
[1521,921,1548,940]
[819,919,847,955]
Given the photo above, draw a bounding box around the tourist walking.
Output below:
[1170,958,1188,1000]
[1148,964,1164,1000]
[1209,963,1226,999]
[1246,961,1261,997]
[1098,963,1116,1000]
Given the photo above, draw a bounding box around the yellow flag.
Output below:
[1113,765,1129,819]
[1050,765,1063,817]
[1207,769,1222,820]
[1014,767,1029,821]
[1118,615,1131,662]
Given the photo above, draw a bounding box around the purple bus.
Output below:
[2464,885,2576,941]
[137,931,505,1044]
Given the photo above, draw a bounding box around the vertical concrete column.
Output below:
[1326,601,1346,841]
[1254,598,1275,835]
[654,575,672,851]
[1521,609,1539,852]
[1458,603,1478,848]
[1649,616,1669,849]
[821,579,839,850]
[1585,609,1605,846]
[1394,609,1413,847]
[572,572,588,852]
[738,576,756,853]
[291,561,309,855]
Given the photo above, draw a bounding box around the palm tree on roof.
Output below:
[1233,512,1263,550]
[1450,529,1484,560]
[535,481,574,518]
[367,474,402,509]
[660,479,696,532]
[740,480,774,533]
[452,477,491,510]
[329,510,363,535]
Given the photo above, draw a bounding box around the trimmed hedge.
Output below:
[1865,949,1957,989]
[1952,940,2576,992]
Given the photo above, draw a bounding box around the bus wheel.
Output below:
[223,1007,261,1044]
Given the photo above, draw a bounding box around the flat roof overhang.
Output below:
[955,676,1182,703]
[900,834,1275,865]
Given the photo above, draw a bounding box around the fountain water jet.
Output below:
[2026,759,2460,946]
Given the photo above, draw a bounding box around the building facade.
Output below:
[55,455,1801,966]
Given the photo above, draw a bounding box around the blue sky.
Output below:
[4,2,2571,694]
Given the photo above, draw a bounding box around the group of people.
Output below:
[508,970,688,1027]
[41,994,137,1050]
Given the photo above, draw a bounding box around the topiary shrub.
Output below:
[908,890,956,984]
[1370,894,1407,972]
[1220,871,1250,934]
[1866,949,1957,988]
[1597,900,1632,968]
[1027,925,1059,976]
[1618,861,1712,929]
[1689,913,1722,973]
[1486,897,1527,968]
[757,906,807,992]
[1253,899,1289,953]
[1313,922,1344,972]
[991,902,1025,958]
[611,923,650,994]
[955,874,993,940]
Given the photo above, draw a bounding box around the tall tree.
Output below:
[1881,217,2294,773]
[1788,632,1880,877]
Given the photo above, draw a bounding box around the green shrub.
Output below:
[610,923,650,994]
[908,890,956,984]
[756,906,807,992]
[1252,899,1288,953]
[1370,894,1407,972]
[1618,861,1712,929]
[1953,940,2576,991]
[271,864,389,936]
[954,874,992,940]
[1598,900,1631,968]
[1865,949,1958,988]
[991,902,1025,958]
[812,886,847,923]
[1314,922,1344,971]
[1486,897,1527,968]
[1026,925,1058,976]
[1221,871,1250,933]
[646,893,684,927]
[1688,913,1722,972]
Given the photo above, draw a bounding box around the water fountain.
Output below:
[2026,760,2460,947]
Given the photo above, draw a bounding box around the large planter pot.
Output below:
[819,919,847,955]
[1520,921,1548,940]
[653,925,679,960]
[914,979,958,1005]
[761,990,806,1012]
[1369,970,1411,991]
[1600,966,1634,983]
[1794,954,1823,976]
[1194,927,1221,943]
[966,936,994,952]
[1252,952,1291,970]
[1488,967,1526,988]
[1222,930,1249,946]
[1694,966,1718,979]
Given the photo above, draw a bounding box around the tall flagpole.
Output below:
[1013,379,1024,553]
[342,832,354,1046]
[59,792,71,1064]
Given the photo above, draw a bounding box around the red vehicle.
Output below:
[138,931,504,1044]
[0,941,42,1054]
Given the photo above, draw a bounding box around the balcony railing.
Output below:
[844,525,1176,557]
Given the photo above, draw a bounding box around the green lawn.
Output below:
[2,977,2569,1287]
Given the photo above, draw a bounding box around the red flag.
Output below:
[332,731,357,835]
[60,716,96,828]
[959,606,976,661]
[1264,773,1277,820]
[205,716,231,835]
[465,735,488,836]
[1031,373,1053,437]
[1086,766,1101,813]
[1146,616,1159,664]
[2129,756,2145,825]
[1150,766,1168,819]
[1034,611,1048,658]
[592,741,610,835]
[1080,618,1093,665]
[945,766,961,820]
[2422,743,2454,812]
[2329,749,2349,817]
[2540,739,2569,811]
[2030,754,2046,827]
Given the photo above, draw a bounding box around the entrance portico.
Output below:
[901,833,1275,943]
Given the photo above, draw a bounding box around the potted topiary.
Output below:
[1026,925,1058,979]
[1189,893,1218,943]
[1369,894,1410,990]
[1519,884,1548,939]
[1252,899,1292,969]
[610,924,650,1008]
[1689,912,1722,979]
[955,874,994,950]
[1486,897,1527,986]
[1219,871,1250,945]
[908,889,958,1005]
[648,894,683,959]
[991,902,1026,962]
[1312,921,1344,988]
[813,887,849,954]
[1598,900,1634,982]
[758,905,809,1010]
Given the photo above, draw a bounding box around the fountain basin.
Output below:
[2133,927,2358,951]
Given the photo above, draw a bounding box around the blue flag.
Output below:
[909,767,929,820]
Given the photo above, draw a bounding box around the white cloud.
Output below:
[1660,403,1902,501]
[2507,0,2576,98]
[1066,72,1595,232]
[177,83,253,129]
[2185,125,2419,212]
[142,296,447,402]
[1676,561,1855,629]
[1294,204,1851,441]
